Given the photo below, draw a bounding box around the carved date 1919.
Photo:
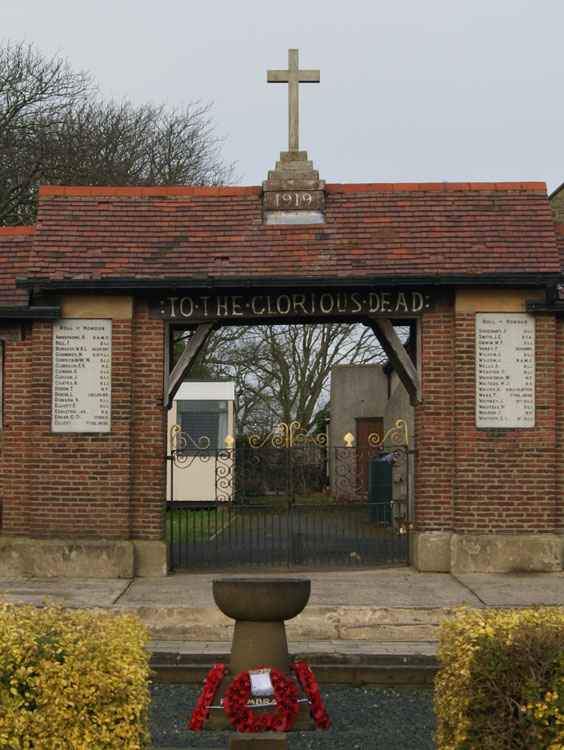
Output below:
[274,192,312,208]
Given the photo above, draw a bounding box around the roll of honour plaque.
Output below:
[52,319,111,432]
[476,313,535,428]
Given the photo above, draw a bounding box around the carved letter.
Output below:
[369,293,381,312]
[336,293,348,312]
[232,296,244,316]
[411,292,424,312]
[292,294,307,315]
[216,296,229,316]
[320,293,334,314]
[395,292,408,312]
[277,295,291,314]
[167,297,178,318]
[381,292,391,312]
[351,292,362,312]
[179,297,194,317]
[251,296,265,315]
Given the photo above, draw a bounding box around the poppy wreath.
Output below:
[291,660,331,728]
[223,668,301,733]
[188,662,227,731]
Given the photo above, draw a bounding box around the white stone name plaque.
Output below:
[476,313,535,428]
[52,319,111,432]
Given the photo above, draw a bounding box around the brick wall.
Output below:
[1,305,166,542]
[415,301,559,535]
[414,294,455,531]
[130,301,166,540]
[556,318,564,534]
[2,330,33,536]
[550,187,564,223]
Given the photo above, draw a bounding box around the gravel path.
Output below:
[149,684,437,749]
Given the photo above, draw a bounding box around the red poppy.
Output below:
[188,663,227,731]
[290,661,331,729]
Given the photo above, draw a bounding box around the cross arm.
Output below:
[267,70,320,83]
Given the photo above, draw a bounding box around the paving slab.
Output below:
[2,570,563,616]
[117,568,482,608]
[0,577,130,607]
[454,572,564,607]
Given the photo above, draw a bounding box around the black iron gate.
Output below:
[166,420,412,570]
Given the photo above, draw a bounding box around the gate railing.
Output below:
[168,418,409,503]
[166,419,412,569]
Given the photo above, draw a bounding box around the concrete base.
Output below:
[133,540,168,577]
[414,532,563,573]
[412,532,452,572]
[0,538,167,578]
[230,733,287,749]
[450,534,562,573]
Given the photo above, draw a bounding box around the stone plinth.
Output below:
[213,578,310,674]
[205,578,314,732]
[262,151,325,220]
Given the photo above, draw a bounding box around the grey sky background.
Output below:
[3,0,563,192]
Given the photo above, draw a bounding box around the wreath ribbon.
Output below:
[224,667,300,732]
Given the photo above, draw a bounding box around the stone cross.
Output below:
[267,49,320,152]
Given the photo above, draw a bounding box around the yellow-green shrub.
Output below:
[0,601,152,749]
[435,607,564,750]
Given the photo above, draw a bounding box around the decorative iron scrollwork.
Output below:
[169,423,212,468]
[367,419,409,448]
[248,421,327,449]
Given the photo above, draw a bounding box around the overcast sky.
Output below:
[3,0,564,192]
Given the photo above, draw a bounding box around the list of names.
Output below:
[52,319,111,432]
[476,313,535,428]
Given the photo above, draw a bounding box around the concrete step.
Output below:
[148,640,439,686]
[116,604,449,642]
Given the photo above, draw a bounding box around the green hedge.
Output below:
[435,607,564,750]
[0,601,151,749]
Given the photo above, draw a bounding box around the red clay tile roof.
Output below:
[0,227,34,306]
[17,182,562,288]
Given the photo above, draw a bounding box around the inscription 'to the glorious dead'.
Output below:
[152,290,434,322]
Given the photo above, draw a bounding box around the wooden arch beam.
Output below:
[366,318,421,405]
[164,322,214,408]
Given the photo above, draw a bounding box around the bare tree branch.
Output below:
[191,323,387,435]
[0,40,237,225]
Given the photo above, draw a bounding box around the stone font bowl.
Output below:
[213,578,311,622]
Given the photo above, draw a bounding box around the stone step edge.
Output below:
[110,605,452,623]
[146,622,441,641]
[150,661,438,687]
[150,651,438,667]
